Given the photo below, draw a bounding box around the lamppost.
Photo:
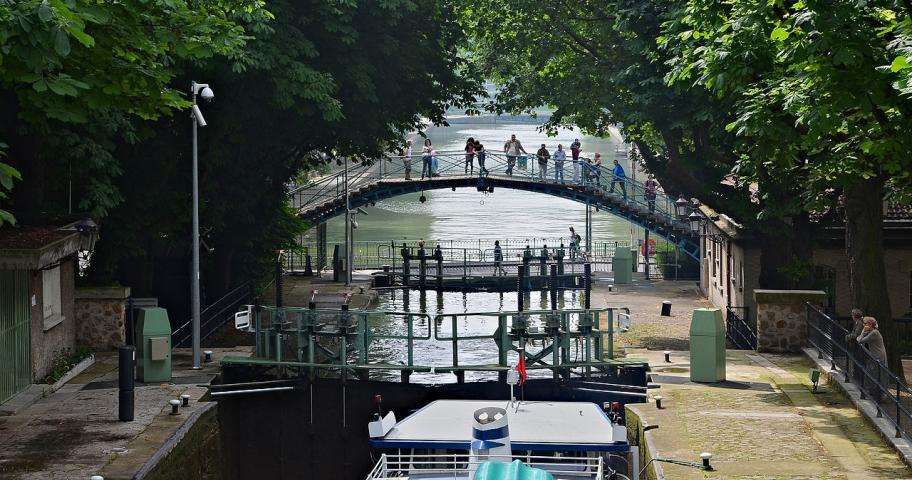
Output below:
[190,81,214,370]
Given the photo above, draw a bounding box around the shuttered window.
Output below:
[42,266,63,330]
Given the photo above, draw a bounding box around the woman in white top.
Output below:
[421,139,434,179]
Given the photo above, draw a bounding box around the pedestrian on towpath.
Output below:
[553,144,566,182]
[493,240,506,276]
[570,139,581,183]
[857,316,888,400]
[537,144,550,180]
[504,134,526,175]
[608,158,627,200]
[421,139,434,179]
[465,137,476,174]
[476,141,488,176]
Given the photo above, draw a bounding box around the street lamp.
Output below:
[190,81,214,370]
[688,211,703,233]
[674,197,690,218]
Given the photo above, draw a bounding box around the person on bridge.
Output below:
[475,141,488,176]
[464,137,476,174]
[644,174,658,212]
[493,240,506,276]
[553,144,566,182]
[504,134,526,175]
[536,144,550,180]
[609,158,627,200]
[403,139,413,180]
[570,139,582,183]
[593,153,603,187]
[421,139,434,179]
[569,226,580,260]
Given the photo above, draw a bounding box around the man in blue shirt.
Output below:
[608,159,627,200]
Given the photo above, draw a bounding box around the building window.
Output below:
[42,266,63,330]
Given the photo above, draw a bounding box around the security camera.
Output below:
[199,86,215,102]
[192,105,207,126]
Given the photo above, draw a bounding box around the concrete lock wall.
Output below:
[75,286,131,351]
[754,289,827,353]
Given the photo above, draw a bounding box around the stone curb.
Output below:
[626,404,666,480]
[47,354,96,393]
[803,347,912,468]
[132,401,216,480]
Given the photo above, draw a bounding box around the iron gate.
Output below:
[1,269,31,404]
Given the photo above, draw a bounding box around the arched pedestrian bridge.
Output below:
[290,151,700,260]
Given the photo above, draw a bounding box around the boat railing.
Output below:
[365,453,604,479]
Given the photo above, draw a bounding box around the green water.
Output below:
[324,122,642,246]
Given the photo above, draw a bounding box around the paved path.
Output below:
[629,348,911,479]
[0,348,249,480]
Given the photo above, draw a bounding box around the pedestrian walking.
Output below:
[570,139,581,183]
[857,316,888,400]
[504,134,526,175]
[608,158,627,200]
[593,153,603,187]
[568,226,580,260]
[644,174,658,212]
[464,137,476,174]
[476,141,488,176]
[421,139,434,179]
[552,144,566,182]
[403,139,413,180]
[493,240,505,276]
[536,144,550,180]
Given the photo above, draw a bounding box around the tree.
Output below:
[0,0,270,220]
[663,0,912,372]
[86,0,481,316]
[458,0,814,288]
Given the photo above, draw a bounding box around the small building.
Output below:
[0,221,96,405]
[698,203,912,325]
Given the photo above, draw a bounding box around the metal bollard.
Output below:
[91,476,104,480]
[181,394,191,407]
[664,351,671,363]
[660,301,672,316]
[169,399,181,415]
[655,395,663,409]
[118,345,135,422]
[701,452,713,470]
[204,350,213,363]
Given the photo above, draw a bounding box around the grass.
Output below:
[41,346,93,385]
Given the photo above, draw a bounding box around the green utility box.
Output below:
[689,308,725,382]
[134,307,172,382]
[612,246,632,284]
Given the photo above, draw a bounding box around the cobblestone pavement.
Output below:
[0,348,249,480]
[630,348,911,479]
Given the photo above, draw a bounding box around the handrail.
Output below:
[172,281,253,347]
[805,302,911,440]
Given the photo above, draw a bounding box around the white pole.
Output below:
[191,87,201,370]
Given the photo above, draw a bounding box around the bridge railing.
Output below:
[289,150,681,224]
[246,306,635,381]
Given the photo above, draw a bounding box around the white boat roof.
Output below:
[371,400,626,452]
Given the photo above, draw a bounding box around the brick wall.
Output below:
[812,247,912,318]
[29,257,76,381]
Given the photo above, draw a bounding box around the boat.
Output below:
[364,399,633,479]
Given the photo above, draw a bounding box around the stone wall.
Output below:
[75,286,131,350]
[754,289,827,353]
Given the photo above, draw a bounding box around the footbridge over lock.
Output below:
[289,151,701,262]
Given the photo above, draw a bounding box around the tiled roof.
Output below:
[0,226,73,250]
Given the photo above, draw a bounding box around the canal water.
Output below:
[322,121,635,382]
[366,288,597,383]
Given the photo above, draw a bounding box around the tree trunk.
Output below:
[844,176,900,376]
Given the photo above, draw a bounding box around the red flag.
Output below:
[516,354,528,386]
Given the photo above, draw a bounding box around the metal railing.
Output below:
[172,282,253,348]
[289,151,682,225]
[725,306,755,350]
[365,453,605,479]
[806,303,912,440]
[243,306,638,380]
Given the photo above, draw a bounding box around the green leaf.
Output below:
[889,56,909,73]
[770,27,790,41]
[38,1,53,22]
[54,29,71,56]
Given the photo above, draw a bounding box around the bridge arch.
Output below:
[291,152,700,260]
